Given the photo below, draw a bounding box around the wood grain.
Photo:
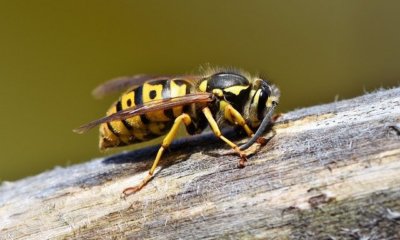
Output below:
[1,87,400,239]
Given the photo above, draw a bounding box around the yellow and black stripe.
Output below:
[100,79,194,148]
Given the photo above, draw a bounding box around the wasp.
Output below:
[74,68,279,196]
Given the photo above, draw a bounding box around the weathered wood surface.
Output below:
[1,87,400,239]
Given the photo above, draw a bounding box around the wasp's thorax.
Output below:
[198,71,279,129]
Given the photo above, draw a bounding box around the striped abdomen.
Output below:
[99,79,194,149]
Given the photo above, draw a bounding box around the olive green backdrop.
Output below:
[1,0,399,181]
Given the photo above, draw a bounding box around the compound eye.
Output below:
[256,84,271,119]
[257,90,268,120]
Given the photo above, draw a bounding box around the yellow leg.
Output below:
[202,107,248,167]
[123,113,192,196]
[225,104,254,137]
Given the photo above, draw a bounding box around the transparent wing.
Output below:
[91,74,202,99]
[74,92,214,134]
[91,75,167,99]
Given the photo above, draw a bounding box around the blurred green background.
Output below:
[1,0,399,181]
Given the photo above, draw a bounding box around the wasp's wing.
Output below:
[92,74,201,99]
[74,92,214,134]
[92,75,166,99]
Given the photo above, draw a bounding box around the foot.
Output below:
[237,151,248,168]
[122,173,153,197]
[122,185,142,197]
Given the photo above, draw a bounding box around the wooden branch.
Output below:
[1,87,400,239]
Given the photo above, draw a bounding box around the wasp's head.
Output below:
[246,78,280,129]
[198,70,279,133]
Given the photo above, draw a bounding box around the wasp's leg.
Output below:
[123,113,192,196]
[202,107,248,167]
[225,104,254,137]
